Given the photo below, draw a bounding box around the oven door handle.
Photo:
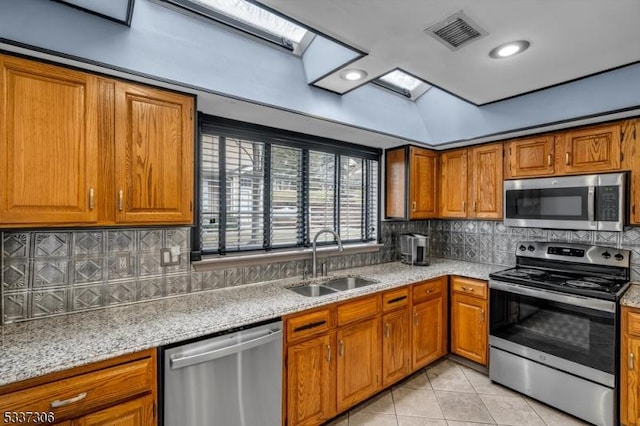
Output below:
[587,186,596,223]
[489,280,616,313]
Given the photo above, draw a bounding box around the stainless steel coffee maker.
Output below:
[399,233,430,266]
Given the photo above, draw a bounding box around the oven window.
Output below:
[505,187,589,220]
[490,288,615,374]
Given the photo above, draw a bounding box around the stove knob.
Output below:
[602,251,611,259]
[527,245,535,252]
[519,245,526,252]
[615,253,624,261]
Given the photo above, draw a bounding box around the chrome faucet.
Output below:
[312,229,343,278]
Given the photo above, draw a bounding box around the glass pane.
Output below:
[367,160,379,241]
[191,0,307,43]
[201,134,220,251]
[339,156,364,241]
[379,70,424,92]
[271,145,303,247]
[309,151,335,243]
[225,138,264,251]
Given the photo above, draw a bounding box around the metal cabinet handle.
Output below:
[547,154,553,167]
[426,289,433,294]
[462,286,475,292]
[414,312,419,326]
[565,152,570,165]
[480,309,485,322]
[338,340,344,357]
[412,201,416,212]
[462,200,466,211]
[118,189,124,211]
[51,392,87,408]
[89,188,94,210]
[630,353,635,370]
[326,344,331,363]
[473,201,477,212]
[384,323,390,338]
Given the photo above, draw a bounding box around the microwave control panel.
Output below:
[596,186,619,221]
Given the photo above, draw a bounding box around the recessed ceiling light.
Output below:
[489,40,530,59]
[340,69,368,81]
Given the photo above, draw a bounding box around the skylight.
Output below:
[166,0,311,52]
[374,69,431,101]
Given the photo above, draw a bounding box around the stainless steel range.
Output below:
[489,241,631,426]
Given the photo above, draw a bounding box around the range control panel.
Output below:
[547,246,585,257]
[515,241,630,268]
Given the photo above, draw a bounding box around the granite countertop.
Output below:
[0,259,502,387]
[621,284,640,308]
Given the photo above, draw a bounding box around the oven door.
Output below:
[504,175,596,230]
[489,280,616,387]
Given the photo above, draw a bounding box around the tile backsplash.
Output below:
[3,220,640,323]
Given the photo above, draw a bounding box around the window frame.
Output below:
[192,115,382,259]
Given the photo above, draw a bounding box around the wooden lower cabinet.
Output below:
[621,306,640,425]
[0,350,156,426]
[450,277,488,366]
[286,333,335,426]
[381,308,411,386]
[72,395,154,426]
[336,318,381,412]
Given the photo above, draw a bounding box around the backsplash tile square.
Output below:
[72,231,105,256]
[3,291,29,322]
[138,229,163,253]
[31,288,67,318]
[32,260,69,288]
[166,274,190,296]
[137,277,165,301]
[2,260,28,291]
[73,258,104,284]
[72,284,103,311]
[34,232,69,257]
[2,233,29,258]
[106,281,136,305]
[108,230,136,253]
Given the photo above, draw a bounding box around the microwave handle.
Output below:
[588,186,595,222]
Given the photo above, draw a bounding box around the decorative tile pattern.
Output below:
[73,232,104,256]
[34,233,69,257]
[106,281,136,305]
[166,229,190,250]
[3,233,30,258]
[166,274,190,296]
[2,291,29,322]
[32,260,69,288]
[73,258,104,284]
[138,277,164,301]
[2,260,29,291]
[108,230,135,253]
[72,284,103,310]
[31,289,67,317]
[138,253,162,277]
[138,229,163,252]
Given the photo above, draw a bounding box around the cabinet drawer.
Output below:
[452,277,487,299]
[627,311,640,337]
[286,307,334,343]
[382,287,409,312]
[337,295,381,326]
[412,277,445,303]
[0,358,153,422]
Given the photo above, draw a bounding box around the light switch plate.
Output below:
[160,248,181,267]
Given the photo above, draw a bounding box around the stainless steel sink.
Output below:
[289,284,338,297]
[323,276,376,291]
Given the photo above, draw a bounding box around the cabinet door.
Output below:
[71,394,154,426]
[470,143,503,219]
[286,334,335,426]
[0,55,98,225]
[114,82,194,224]
[506,136,555,178]
[439,149,467,218]
[412,297,446,370]
[409,147,438,219]
[336,318,381,412]
[451,293,487,366]
[382,308,410,387]
[558,123,621,174]
[385,147,406,219]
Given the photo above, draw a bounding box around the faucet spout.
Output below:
[312,229,343,278]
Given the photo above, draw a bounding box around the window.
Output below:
[196,116,380,255]
[163,0,313,54]
[373,69,432,101]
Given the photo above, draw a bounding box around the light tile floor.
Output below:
[324,359,590,426]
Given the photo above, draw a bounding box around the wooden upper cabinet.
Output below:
[385,145,438,220]
[0,54,98,225]
[115,82,194,224]
[557,123,621,174]
[385,147,406,219]
[469,143,503,219]
[505,135,555,178]
[409,146,438,219]
[439,149,467,218]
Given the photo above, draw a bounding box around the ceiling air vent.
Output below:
[425,11,488,51]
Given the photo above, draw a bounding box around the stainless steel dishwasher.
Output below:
[160,319,283,426]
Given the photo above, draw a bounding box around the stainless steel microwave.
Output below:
[504,172,627,231]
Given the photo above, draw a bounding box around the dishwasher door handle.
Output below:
[170,328,282,369]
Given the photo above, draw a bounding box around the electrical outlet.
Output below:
[116,254,130,271]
